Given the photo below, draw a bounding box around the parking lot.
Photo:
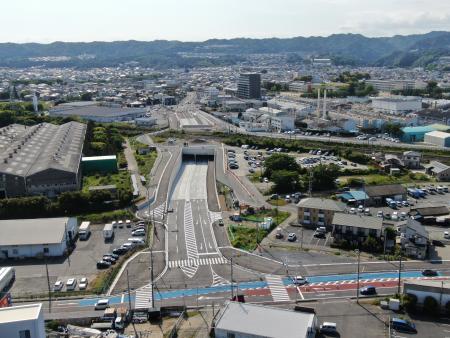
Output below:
[2,222,141,297]
[272,224,332,249]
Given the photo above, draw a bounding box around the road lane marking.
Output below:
[297,286,304,300]
[121,293,125,303]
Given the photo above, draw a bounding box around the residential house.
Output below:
[332,213,383,245]
[410,203,450,224]
[396,218,429,259]
[426,161,450,181]
[297,198,345,230]
[402,151,422,169]
[365,184,407,206]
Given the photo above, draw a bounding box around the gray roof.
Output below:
[332,213,383,230]
[428,161,450,174]
[365,184,406,197]
[297,198,344,211]
[50,105,146,118]
[411,203,449,217]
[398,218,429,239]
[0,217,70,246]
[0,122,86,177]
[214,301,315,338]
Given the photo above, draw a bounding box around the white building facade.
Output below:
[0,303,45,338]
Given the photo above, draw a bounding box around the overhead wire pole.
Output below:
[230,258,234,300]
[355,249,360,304]
[45,260,52,313]
[397,251,403,295]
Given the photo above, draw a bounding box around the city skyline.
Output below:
[2,0,450,43]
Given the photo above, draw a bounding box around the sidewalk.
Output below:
[123,138,146,199]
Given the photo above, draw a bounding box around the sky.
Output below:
[2,0,450,43]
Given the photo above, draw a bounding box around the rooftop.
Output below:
[427,161,450,174]
[0,303,42,324]
[297,198,344,211]
[365,184,406,197]
[0,122,86,177]
[50,104,147,118]
[332,213,383,230]
[425,130,450,139]
[82,155,117,161]
[0,217,71,246]
[214,301,315,338]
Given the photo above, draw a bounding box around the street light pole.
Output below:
[355,249,360,304]
[397,251,403,295]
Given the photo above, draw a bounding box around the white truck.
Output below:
[103,223,114,241]
[0,267,15,292]
[78,221,91,240]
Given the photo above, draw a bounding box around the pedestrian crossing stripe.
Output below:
[266,275,290,302]
[144,203,166,220]
[292,276,446,287]
[134,284,153,309]
[168,257,228,268]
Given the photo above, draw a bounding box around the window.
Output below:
[43,248,49,254]
[19,330,31,338]
[227,333,236,338]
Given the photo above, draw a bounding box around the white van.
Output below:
[66,278,77,291]
[320,322,337,333]
[95,299,109,310]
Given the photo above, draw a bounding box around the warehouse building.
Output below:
[50,102,147,122]
[401,124,450,143]
[213,301,318,338]
[0,303,45,338]
[0,122,86,198]
[0,217,77,259]
[81,155,118,174]
[371,96,422,115]
[424,130,450,147]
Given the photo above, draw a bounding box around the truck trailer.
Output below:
[0,267,15,292]
[78,221,91,240]
[103,223,114,241]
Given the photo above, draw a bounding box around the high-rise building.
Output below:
[237,73,261,99]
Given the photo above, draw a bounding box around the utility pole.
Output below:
[397,251,403,295]
[45,260,52,313]
[308,170,313,197]
[150,248,155,309]
[230,258,234,300]
[355,249,360,304]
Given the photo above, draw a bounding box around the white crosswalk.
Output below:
[180,201,199,278]
[144,203,166,220]
[168,256,228,268]
[134,284,153,309]
[209,211,223,224]
[266,275,290,302]
[212,269,230,286]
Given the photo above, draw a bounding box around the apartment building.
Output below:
[237,73,261,100]
[297,198,344,230]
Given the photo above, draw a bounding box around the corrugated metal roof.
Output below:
[297,198,344,211]
[332,213,383,230]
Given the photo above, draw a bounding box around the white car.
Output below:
[445,231,450,239]
[53,280,63,291]
[66,278,77,291]
[292,276,307,285]
[377,210,383,218]
[79,277,88,290]
[349,208,356,214]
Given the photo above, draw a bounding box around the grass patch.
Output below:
[228,225,268,251]
[241,209,290,226]
[78,209,136,223]
[267,199,287,207]
[248,172,262,183]
[129,137,158,182]
[340,172,433,186]
[82,171,132,192]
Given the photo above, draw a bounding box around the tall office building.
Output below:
[237,73,261,99]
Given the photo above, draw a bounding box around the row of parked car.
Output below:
[227,149,239,169]
[97,221,147,269]
[53,277,88,291]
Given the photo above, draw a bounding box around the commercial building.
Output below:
[366,79,426,92]
[425,161,450,181]
[402,151,422,169]
[50,102,147,122]
[237,73,261,100]
[213,301,318,338]
[297,198,345,230]
[81,155,118,174]
[401,123,450,143]
[424,130,450,147]
[331,213,383,244]
[0,122,86,198]
[365,184,407,206]
[403,280,450,310]
[0,217,77,259]
[371,96,422,115]
[0,303,45,338]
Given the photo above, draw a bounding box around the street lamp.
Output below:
[355,249,360,303]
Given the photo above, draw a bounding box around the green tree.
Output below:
[271,170,300,193]
[309,164,340,191]
[264,153,299,178]
[80,92,93,101]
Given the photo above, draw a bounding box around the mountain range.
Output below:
[1,31,450,69]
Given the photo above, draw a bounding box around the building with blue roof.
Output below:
[338,190,369,204]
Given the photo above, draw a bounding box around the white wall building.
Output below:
[424,131,450,147]
[371,96,422,115]
[0,217,77,259]
[0,303,45,338]
[366,79,426,92]
[258,107,295,131]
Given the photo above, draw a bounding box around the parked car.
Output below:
[422,269,438,277]
[360,285,377,295]
[292,276,307,285]
[113,247,128,255]
[79,277,88,290]
[95,299,110,310]
[445,231,450,239]
[102,256,117,264]
[377,210,384,218]
[66,278,77,291]
[132,229,146,236]
[53,280,63,291]
[97,260,112,269]
[320,322,337,334]
[287,233,297,242]
[390,318,417,333]
[104,253,119,260]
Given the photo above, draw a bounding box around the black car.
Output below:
[103,256,117,264]
[432,240,445,247]
[314,232,326,238]
[360,286,377,295]
[112,247,128,255]
[97,260,112,269]
[104,253,120,260]
[218,219,224,226]
[422,269,438,277]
